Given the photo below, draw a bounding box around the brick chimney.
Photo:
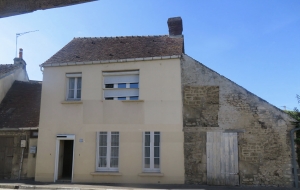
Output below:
[14,48,26,66]
[19,48,23,59]
[167,17,183,37]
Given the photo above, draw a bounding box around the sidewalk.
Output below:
[0,180,298,190]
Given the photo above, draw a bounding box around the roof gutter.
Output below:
[19,127,39,130]
[0,127,38,131]
[41,55,182,68]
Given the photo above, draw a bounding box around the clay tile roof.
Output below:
[0,81,42,128]
[0,64,20,78]
[42,35,184,65]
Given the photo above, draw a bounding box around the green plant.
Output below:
[286,95,300,165]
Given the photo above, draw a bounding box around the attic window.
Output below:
[76,56,80,58]
[109,54,114,56]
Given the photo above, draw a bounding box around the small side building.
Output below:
[0,49,41,179]
[0,48,29,102]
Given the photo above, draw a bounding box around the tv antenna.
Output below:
[16,30,39,57]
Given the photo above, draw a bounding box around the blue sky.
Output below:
[0,0,299,110]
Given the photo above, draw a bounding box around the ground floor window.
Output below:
[143,131,160,172]
[96,132,119,171]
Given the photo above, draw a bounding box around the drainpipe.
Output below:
[18,148,24,180]
[290,127,300,188]
[18,134,27,180]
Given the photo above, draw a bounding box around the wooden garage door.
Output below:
[0,137,14,179]
[206,132,239,186]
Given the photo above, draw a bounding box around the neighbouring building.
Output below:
[0,48,29,102]
[0,50,41,179]
[35,17,295,187]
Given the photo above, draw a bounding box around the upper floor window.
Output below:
[66,73,82,101]
[103,71,139,100]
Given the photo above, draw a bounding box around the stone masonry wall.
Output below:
[183,86,219,127]
[181,54,294,187]
[0,131,30,179]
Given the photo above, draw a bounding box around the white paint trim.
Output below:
[54,134,75,182]
[41,55,181,68]
[103,71,139,76]
[66,73,82,77]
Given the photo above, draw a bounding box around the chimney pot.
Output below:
[19,48,23,59]
[167,17,183,36]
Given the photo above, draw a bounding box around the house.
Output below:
[0,48,29,102]
[0,50,41,179]
[35,17,294,186]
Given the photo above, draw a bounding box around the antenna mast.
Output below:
[16,30,39,57]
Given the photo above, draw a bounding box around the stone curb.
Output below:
[0,184,98,190]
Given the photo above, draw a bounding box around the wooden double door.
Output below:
[0,137,14,179]
[206,132,239,186]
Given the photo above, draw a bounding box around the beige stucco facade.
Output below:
[35,58,185,183]
[0,66,28,102]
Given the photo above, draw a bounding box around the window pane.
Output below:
[154,158,160,168]
[118,83,126,88]
[77,89,81,99]
[68,90,74,99]
[118,97,126,100]
[129,96,138,100]
[111,134,119,146]
[110,158,118,168]
[154,134,160,146]
[144,158,150,168]
[69,78,75,89]
[105,84,114,88]
[99,133,107,146]
[99,147,107,156]
[77,77,82,89]
[130,83,139,88]
[154,147,159,157]
[145,147,150,157]
[145,134,150,146]
[111,147,119,157]
[99,157,107,167]
[105,97,113,100]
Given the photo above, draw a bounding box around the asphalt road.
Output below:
[0,180,298,190]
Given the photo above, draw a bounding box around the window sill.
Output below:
[121,100,144,102]
[61,101,83,104]
[90,172,122,176]
[138,173,164,177]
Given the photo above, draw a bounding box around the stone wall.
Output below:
[181,54,294,187]
[0,131,31,179]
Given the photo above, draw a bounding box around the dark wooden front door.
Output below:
[0,137,14,179]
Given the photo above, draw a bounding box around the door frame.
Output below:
[54,134,75,182]
[0,136,14,179]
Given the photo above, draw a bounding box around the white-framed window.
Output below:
[96,131,119,172]
[103,71,139,100]
[143,131,160,172]
[66,73,82,101]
